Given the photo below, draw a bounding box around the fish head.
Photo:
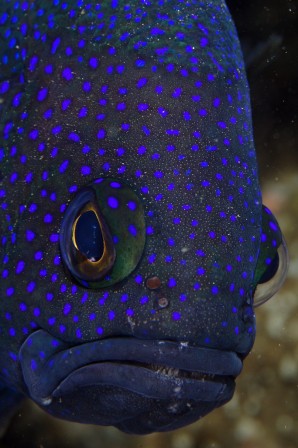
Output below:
[0,0,288,435]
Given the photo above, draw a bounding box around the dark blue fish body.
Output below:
[0,0,288,434]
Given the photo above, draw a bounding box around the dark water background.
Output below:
[1,1,297,447]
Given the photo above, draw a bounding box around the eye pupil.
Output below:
[258,253,279,284]
[75,211,104,261]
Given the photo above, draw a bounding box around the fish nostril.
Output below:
[145,277,169,309]
[146,276,162,290]
[157,297,169,309]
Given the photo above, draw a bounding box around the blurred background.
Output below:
[1,1,297,447]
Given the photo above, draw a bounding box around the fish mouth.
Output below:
[20,330,242,434]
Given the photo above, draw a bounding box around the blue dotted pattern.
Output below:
[0,1,262,388]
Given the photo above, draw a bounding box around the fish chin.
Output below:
[19,330,242,434]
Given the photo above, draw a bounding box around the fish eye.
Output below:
[253,236,289,307]
[60,178,146,288]
[253,205,289,307]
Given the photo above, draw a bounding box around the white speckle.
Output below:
[167,403,179,414]
[181,247,189,253]
[40,396,52,406]
[127,316,135,332]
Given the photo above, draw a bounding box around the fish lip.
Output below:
[20,330,242,431]
[20,330,243,401]
[50,358,237,406]
[51,360,233,400]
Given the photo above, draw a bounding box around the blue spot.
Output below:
[128,224,138,237]
[62,67,73,80]
[59,160,69,173]
[135,274,143,284]
[168,278,176,288]
[97,129,106,139]
[68,132,80,142]
[148,253,156,264]
[82,81,92,92]
[26,230,35,241]
[62,99,71,110]
[110,181,121,188]
[127,201,136,210]
[107,197,119,209]
[138,103,149,111]
[30,359,37,370]
[81,166,91,176]
[44,214,53,224]
[9,328,16,337]
[89,57,98,69]
[27,282,35,293]
[16,261,25,274]
[63,304,71,315]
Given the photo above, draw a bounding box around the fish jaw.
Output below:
[19,330,242,434]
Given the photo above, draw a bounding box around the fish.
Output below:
[0,0,289,436]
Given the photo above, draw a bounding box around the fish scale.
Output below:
[0,0,288,435]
